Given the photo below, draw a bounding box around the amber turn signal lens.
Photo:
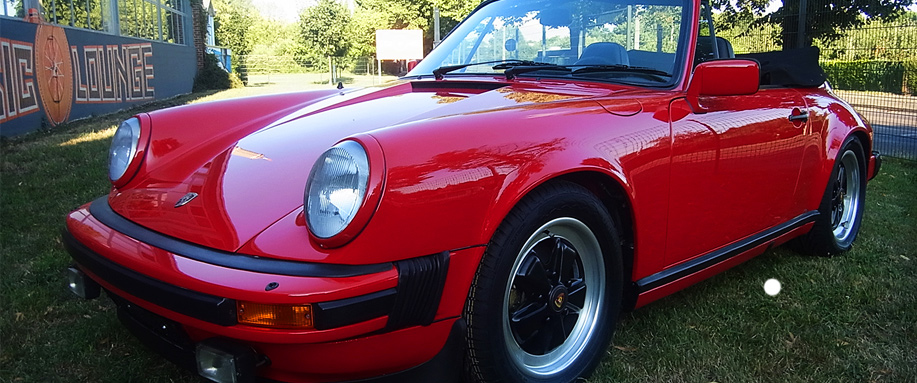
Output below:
[237,301,313,329]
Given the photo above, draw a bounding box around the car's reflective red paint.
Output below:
[65,0,880,380]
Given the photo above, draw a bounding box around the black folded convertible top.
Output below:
[737,46,827,88]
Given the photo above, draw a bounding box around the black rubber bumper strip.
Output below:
[63,229,239,326]
[872,151,882,179]
[65,229,406,328]
[88,196,393,278]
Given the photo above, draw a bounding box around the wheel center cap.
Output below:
[550,285,568,312]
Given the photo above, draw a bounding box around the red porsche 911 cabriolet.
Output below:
[64,0,880,381]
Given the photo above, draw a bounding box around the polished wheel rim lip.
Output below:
[502,217,605,377]
[831,149,861,244]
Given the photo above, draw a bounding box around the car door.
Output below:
[664,87,809,266]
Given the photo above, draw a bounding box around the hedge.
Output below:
[906,60,917,96]
[821,60,917,95]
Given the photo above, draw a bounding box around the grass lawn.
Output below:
[1,87,915,382]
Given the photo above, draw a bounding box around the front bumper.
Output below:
[108,289,464,383]
[64,197,480,382]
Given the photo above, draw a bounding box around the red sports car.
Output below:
[64,0,880,382]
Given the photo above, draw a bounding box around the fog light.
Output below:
[67,266,100,299]
[196,339,258,383]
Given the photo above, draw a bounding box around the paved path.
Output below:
[834,90,916,160]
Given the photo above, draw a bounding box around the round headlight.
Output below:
[305,140,370,239]
[108,118,141,182]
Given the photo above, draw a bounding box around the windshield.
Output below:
[409,0,690,86]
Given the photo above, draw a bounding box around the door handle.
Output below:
[788,110,808,122]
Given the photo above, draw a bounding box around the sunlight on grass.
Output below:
[58,127,117,147]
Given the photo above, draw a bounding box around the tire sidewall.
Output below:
[465,183,622,382]
[812,136,867,254]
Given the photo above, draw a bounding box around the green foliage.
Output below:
[815,12,917,61]
[248,18,302,57]
[213,0,256,78]
[711,0,916,50]
[193,53,243,92]
[298,0,352,60]
[822,60,904,93]
[214,0,479,73]
[347,7,391,58]
[905,60,917,95]
[354,0,479,55]
[43,0,104,30]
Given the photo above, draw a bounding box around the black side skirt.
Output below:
[635,211,819,293]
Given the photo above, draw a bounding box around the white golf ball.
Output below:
[764,278,781,296]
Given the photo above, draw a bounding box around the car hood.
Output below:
[109,78,630,254]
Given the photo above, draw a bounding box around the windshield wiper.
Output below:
[432,61,672,81]
[499,62,571,80]
[500,63,672,81]
[571,65,672,78]
[432,59,554,80]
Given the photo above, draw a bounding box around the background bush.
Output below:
[193,53,244,92]
[821,60,909,94]
[905,59,917,95]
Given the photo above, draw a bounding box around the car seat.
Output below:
[575,42,630,66]
[694,36,734,65]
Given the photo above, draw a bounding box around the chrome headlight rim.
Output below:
[304,137,385,248]
[108,117,145,186]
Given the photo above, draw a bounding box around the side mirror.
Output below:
[686,59,759,113]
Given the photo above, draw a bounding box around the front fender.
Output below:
[803,89,874,210]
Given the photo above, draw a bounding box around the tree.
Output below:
[298,0,352,59]
[347,7,390,58]
[213,0,256,60]
[248,17,302,58]
[712,0,916,50]
[355,0,480,54]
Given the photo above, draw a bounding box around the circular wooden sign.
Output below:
[35,24,73,126]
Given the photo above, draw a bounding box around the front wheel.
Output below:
[464,182,622,382]
[798,136,867,256]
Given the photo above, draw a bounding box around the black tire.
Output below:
[798,136,867,256]
[464,181,622,383]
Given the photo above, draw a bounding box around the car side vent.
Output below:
[386,251,450,330]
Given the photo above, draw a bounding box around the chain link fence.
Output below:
[236,56,386,89]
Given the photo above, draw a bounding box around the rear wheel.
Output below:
[798,136,867,256]
[464,182,622,382]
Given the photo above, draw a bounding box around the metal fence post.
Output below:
[797,0,808,47]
